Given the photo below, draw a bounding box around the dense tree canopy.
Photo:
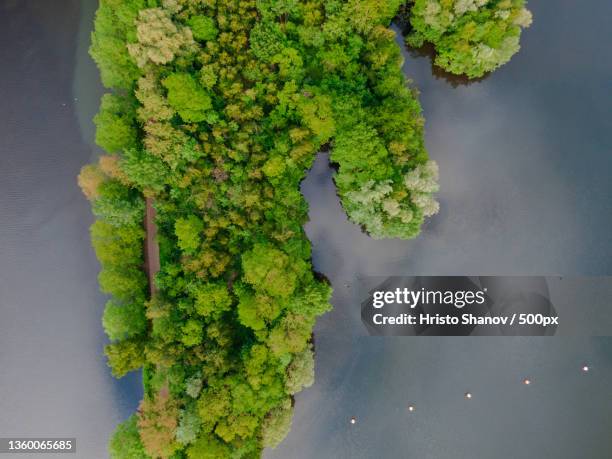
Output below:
[81,0,446,457]
[108,414,147,459]
[401,0,532,77]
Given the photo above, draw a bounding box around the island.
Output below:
[78,0,529,457]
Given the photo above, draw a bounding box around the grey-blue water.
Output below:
[0,1,610,458]
[269,1,612,458]
[0,1,141,458]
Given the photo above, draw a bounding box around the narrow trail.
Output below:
[144,197,160,297]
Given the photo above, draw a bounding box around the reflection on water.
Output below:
[0,1,141,458]
[268,1,612,457]
[404,41,489,88]
[0,0,610,458]
[394,9,486,87]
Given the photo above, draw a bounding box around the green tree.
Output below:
[162,73,212,123]
[94,94,138,153]
[105,339,145,377]
[193,282,232,318]
[89,0,143,89]
[237,288,282,331]
[102,300,147,341]
[121,148,172,193]
[261,399,293,449]
[403,0,533,77]
[186,434,231,459]
[285,346,315,395]
[241,244,298,298]
[98,267,147,304]
[90,220,144,267]
[188,15,218,41]
[174,215,203,253]
[249,21,286,62]
[92,180,145,227]
[176,403,201,445]
[181,319,203,347]
[267,313,313,356]
[109,414,149,459]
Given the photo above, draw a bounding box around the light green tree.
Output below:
[174,215,203,253]
[285,346,315,394]
[261,399,294,448]
[108,414,149,459]
[404,0,532,77]
[127,8,196,67]
[102,301,147,341]
[188,15,218,41]
[105,339,145,377]
[162,73,212,122]
[94,94,137,153]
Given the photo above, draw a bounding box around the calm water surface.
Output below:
[0,1,140,458]
[269,1,612,458]
[0,1,610,458]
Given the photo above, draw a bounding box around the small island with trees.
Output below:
[78,0,530,457]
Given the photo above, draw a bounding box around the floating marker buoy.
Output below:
[465,392,472,399]
[407,405,415,412]
[582,365,589,372]
[523,378,531,385]
[350,417,356,425]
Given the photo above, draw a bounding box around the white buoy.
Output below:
[350,417,356,425]
[465,392,472,399]
[408,405,415,412]
[582,365,589,372]
[523,378,531,385]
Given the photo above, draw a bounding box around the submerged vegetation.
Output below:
[401,0,532,78]
[77,0,537,456]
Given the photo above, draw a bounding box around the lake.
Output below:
[269,1,612,457]
[0,1,141,457]
[0,1,610,458]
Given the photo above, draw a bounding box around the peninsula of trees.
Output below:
[79,0,529,457]
[401,0,532,77]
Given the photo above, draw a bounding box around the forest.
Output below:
[79,0,528,457]
[401,0,531,77]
